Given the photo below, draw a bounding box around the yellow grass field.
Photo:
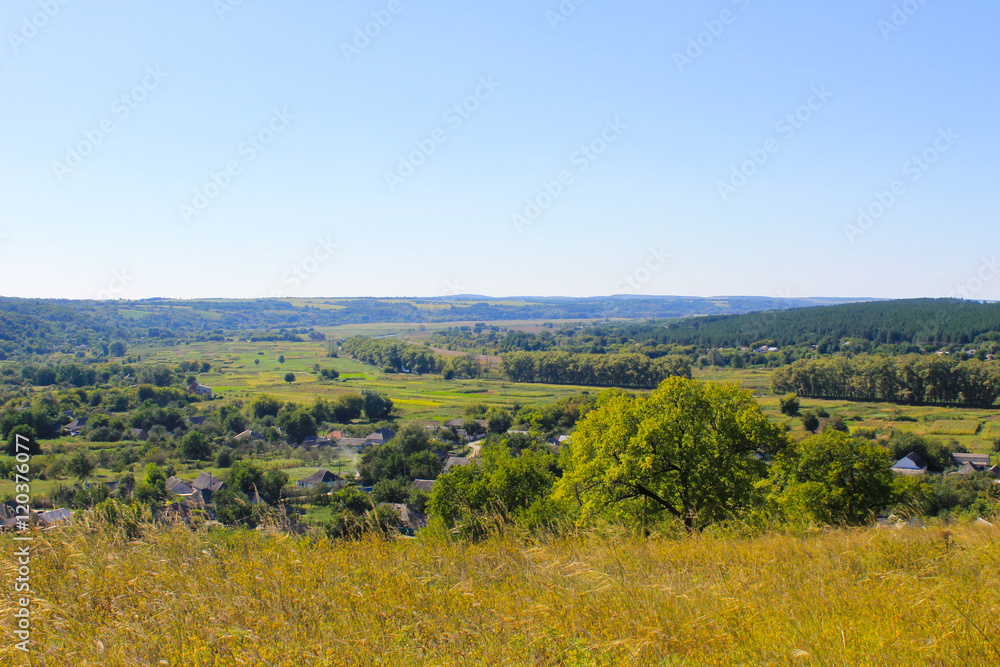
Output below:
[2,521,999,665]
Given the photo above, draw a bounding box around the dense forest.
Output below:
[431,299,1000,364]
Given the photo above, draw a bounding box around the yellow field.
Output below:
[2,521,999,665]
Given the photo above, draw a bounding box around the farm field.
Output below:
[7,338,998,502]
[45,340,1000,457]
[130,339,595,422]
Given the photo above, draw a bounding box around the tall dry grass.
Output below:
[1,518,999,666]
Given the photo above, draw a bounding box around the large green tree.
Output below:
[429,444,558,537]
[767,431,895,525]
[554,377,788,532]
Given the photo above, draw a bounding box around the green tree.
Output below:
[332,394,364,422]
[134,463,168,506]
[767,431,895,526]
[276,407,316,444]
[371,478,410,504]
[67,450,96,482]
[779,394,800,417]
[227,460,265,495]
[250,395,281,419]
[180,431,212,461]
[554,377,788,532]
[429,444,559,537]
[284,372,296,384]
[361,390,393,421]
[5,425,40,456]
[801,410,820,434]
[485,406,513,434]
[407,450,444,480]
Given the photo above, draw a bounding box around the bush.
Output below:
[779,394,800,417]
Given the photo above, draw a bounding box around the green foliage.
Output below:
[283,372,296,383]
[332,394,364,422]
[501,351,691,389]
[464,402,489,418]
[778,394,800,416]
[767,431,895,526]
[554,377,788,532]
[180,431,212,461]
[322,505,399,540]
[276,407,317,444]
[357,422,440,484]
[341,336,443,374]
[485,406,512,434]
[5,425,40,456]
[227,460,265,495]
[406,450,443,480]
[773,354,1000,407]
[371,478,410,504]
[429,444,559,538]
[250,395,281,419]
[361,389,393,421]
[801,410,819,434]
[134,463,168,506]
[67,450,96,482]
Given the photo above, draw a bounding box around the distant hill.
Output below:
[0,294,872,358]
[639,298,1000,348]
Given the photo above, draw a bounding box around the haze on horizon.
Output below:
[0,1,996,302]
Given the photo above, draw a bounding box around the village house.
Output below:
[365,427,396,445]
[411,479,435,493]
[297,469,343,489]
[62,417,88,436]
[187,382,213,398]
[951,453,991,470]
[891,452,927,476]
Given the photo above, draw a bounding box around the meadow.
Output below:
[6,334,997,502]
[2,520,999,665]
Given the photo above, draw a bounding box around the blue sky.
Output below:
[0,0,997,301]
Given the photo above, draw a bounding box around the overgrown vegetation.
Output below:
[2,520,999,665]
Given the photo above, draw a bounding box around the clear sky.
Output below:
[0,0,997,301]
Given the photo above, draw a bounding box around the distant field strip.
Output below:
[927,420,982,436]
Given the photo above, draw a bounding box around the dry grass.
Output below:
[2,521,999,666]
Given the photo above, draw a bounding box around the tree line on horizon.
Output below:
[772,354,1000,407]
